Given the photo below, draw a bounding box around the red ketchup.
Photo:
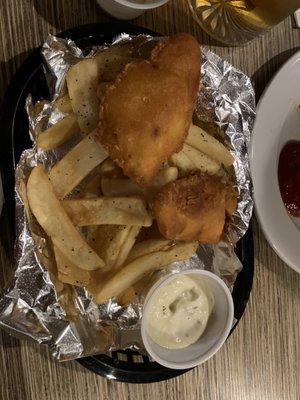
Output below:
[278,141,300,218]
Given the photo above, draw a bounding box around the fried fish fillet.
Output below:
[153,172,227,243]
[97,33,200,186]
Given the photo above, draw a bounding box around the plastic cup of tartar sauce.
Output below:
[141,269,234,369]
[96,0,170,20]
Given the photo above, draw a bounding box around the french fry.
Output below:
[49,132,108,199]
[117,275,157,306]
[182,143,221,174]
[27,165,105,271]
[94,49,135,82]
[54,245,92,287]
[186,124,234,167]
[82,169,104,285]
[54,94,73,113]
[118,286,136,307]
[151,167,178,187]
[52,275,64,294]
[86,270,114,301]
[86,225,100,249]
[66,58,100,134]
[99,158,123,179]
[101,56,135,81]
[113,226,141,270]
[103,225,132,269]
[127,239,173,263]
[88,225,132,269]
[93,242,198,303]
[171,146,220,175]
[66,47,136,134]
[82,170,102,199]
[56,284,78,321]
[36,113,80,150]
[62,197,152,227]
[170,151,195,172]
[97,82,111,100]
[101,167,178,197]
[101,178,143,197]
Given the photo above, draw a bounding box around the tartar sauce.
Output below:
[146,275,214,349]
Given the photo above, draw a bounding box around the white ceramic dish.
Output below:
[141,270,234,370]
[250,51,300,273]
[97,0,169,20]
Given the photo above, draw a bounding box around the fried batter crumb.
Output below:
[153,171,228,243]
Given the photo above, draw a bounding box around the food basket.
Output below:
[0,23,254,383]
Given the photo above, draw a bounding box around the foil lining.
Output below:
[0,34,255,361]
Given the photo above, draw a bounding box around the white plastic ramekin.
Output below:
[141,269,234,370]
[97,0,170,20]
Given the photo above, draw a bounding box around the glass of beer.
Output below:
[188,0,300,45]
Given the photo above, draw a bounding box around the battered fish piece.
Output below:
[97,33,200,186]
[225,183,238,216]
[153,172,227,243]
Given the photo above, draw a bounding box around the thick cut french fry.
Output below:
[54,94,73,113]
[94,49,135,82]
[117,286,136,307]
[66,58,100,134]
[93,242,198,303]
[36,113,80,150]
[186,124,234,167]
[101,56,135,81]
[101,167,178,197]
[182,143,221,174]
[88,225,132,269]
[97,82,111,100]
[27,165,105,271]
[82,170,104,286]
[113,226,141,270]
[101,178,143,197]
[99,158,123,179]
[170,151,195,172]
[62,197,152,227]
[103,225,132,269]
[56,284,79,321]
[117,275,157,306]
[49,132,108,199]
[54,245,92,287]
[127,239,173,263]
[152,167,178,187]
[82,170,102,199]
[86,270,113,300]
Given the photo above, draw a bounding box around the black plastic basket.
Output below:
[0,23,254,384]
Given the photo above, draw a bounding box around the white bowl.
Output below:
[141,270,234,370]
[250,51,300,273]
[97,0,169,20]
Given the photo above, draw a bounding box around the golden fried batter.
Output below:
[97,33,200,186]
[153,172,227,243]
[225,183,238,216]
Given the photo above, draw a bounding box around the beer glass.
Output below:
[188,0,300,45]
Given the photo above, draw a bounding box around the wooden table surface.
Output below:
[0,1,299,399]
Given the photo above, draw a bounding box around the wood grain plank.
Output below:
[0,1,299,399]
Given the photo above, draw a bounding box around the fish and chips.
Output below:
[26,33,236,306]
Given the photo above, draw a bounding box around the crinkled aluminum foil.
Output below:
[0,34,255,361]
